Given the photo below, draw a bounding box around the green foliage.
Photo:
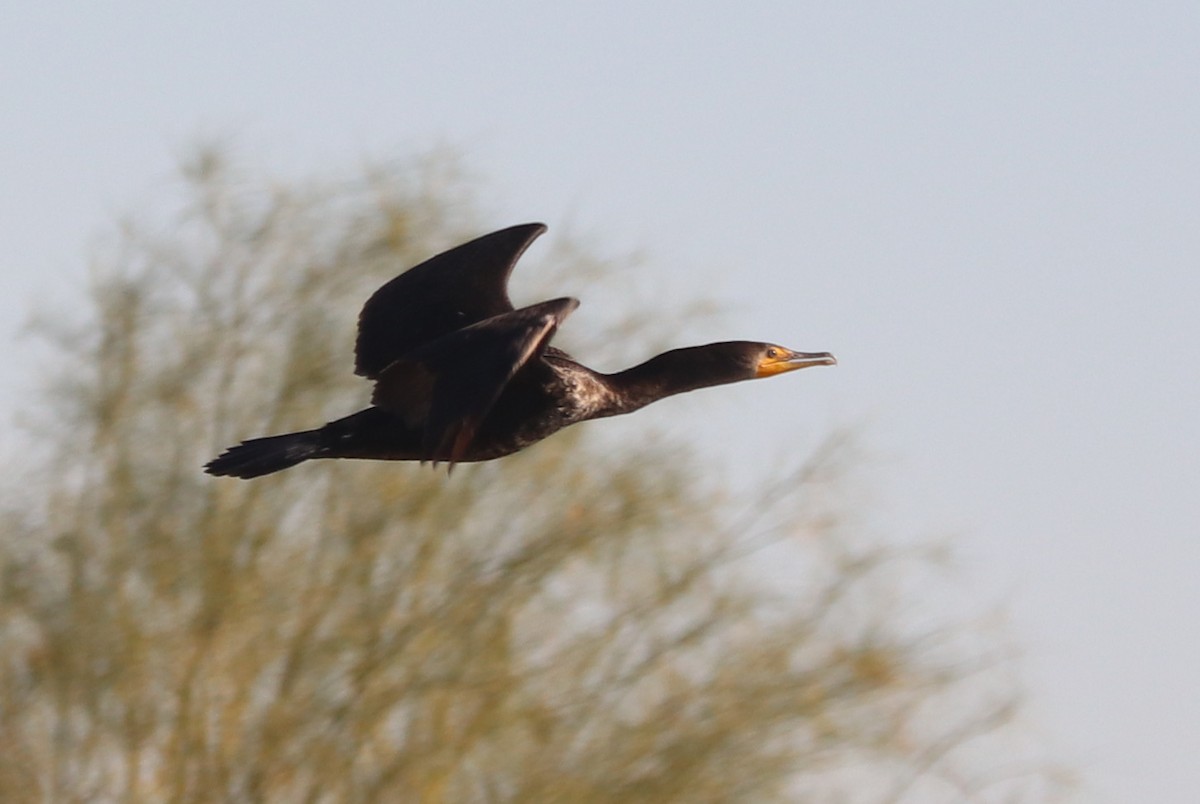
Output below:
[0,150,1066,802]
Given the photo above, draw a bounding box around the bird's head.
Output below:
[749,343,837,378]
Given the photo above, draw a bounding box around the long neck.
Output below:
[598,344,747,418]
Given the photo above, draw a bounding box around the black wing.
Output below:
[355,223,548,379]
[370,297,579,465]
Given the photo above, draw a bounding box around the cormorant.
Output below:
[205,223,835,479]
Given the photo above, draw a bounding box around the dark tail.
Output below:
[205,430,324,479]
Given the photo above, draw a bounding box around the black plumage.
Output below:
[205,224,835,479]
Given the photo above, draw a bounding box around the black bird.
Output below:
[205,224,835,479]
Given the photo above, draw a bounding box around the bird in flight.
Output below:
[205,224,835,478]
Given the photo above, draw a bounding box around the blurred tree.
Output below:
[0,148,1066,803]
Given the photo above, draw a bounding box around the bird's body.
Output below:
[205,224,835,479]
[329,352,615,464]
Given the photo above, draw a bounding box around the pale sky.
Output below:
[4,4,1198,801]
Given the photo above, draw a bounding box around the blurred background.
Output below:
[2,3,1197,801]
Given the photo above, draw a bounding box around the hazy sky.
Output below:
[4,4,1198,800]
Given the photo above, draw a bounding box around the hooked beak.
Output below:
[756,348,837,378]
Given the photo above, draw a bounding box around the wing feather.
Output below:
[371,297,579,466]
[355,223,547,379]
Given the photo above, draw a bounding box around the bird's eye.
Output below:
[766,348,779,359]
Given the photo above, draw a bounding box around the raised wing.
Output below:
[354,223,548,379]
[370,297,579,465]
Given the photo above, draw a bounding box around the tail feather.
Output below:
[205,430,324,479]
